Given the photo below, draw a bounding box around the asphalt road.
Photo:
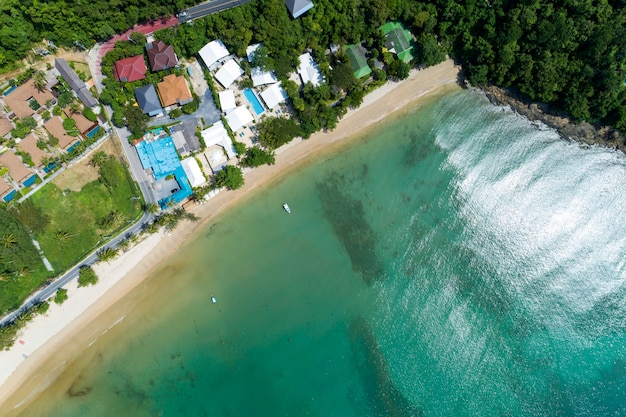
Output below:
[178,0,254,22]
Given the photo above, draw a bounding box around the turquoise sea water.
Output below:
[12,89,626,416]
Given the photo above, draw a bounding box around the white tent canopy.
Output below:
[201,120,236,159]
[260,82,288,109]
[225,106,254,132]
[215,59,243,88]
[198,40,229,69]
[181,157,205,187]
[218,90,236,113]
[251,67,278,87]
[298,53,324,87]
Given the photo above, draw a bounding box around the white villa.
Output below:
[298,52,324,87]
[198,40,230,69]
[251,67,278,87]
[260,82,288,109]
[181,157,206,187]
[215,59,244,88]
[225,106,254,132]
[218,90,236,113]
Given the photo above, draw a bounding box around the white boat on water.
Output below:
[211,296,217,304]
[282,203,291,214]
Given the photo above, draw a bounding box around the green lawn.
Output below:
[30,162,143,271]
[0,158,142,314]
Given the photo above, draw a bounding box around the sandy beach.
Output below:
[0,59,460,414]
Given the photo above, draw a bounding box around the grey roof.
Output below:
[135,84,162,115]
[55,58,86,92]
[77,88,98,108]
[285,0,314,18]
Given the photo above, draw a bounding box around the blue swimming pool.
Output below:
[243,88,264,115]
[86,126,101,138]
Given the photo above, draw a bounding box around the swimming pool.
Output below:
[243,88,264,115]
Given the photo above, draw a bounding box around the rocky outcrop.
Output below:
[481,85,626,152]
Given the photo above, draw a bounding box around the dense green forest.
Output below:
[1,0,625,127]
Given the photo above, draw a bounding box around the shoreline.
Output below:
[481,84,626,152]
[0,59,461,415]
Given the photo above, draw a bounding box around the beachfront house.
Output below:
[135,84,163,116]
[214,60,244,89]
[55,58,99,109]
[260,82,288,110]
[0,114,12,138]
[157,74,193,108]
[298,53,324,87]
[3,79,54,119]
[198,40,230,69]
[43,117,81,153]
[285,0,314,18]
[200,121,237,172]
[17,134,52,170]
[146,40,179,72]
[113,55,147,82]
[218,90,236,113]
[345,44,372,79]
[225,106,254,132]
[181,157,206,187]
[380,22,414,63]
[0,150,37,188]
[0,177,15,202]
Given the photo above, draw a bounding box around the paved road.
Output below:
[178,0,253,22]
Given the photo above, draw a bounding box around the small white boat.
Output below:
[282,203,291,214]
[211,296,217,304]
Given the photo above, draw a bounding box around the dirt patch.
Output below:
[52,138,119,191]
[0,49,88,84]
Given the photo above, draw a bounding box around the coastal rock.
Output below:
[481,85,626,152]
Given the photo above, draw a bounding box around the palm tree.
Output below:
[90,151,108,167]
[33,70,47,92]
[0,234,17,248]
[145,203,160,214]
[69,101,82,115]
[97,247,118,263]
[55,231,77,245]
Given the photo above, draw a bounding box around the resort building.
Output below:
[0,178,15,202]
[198,40,230,69]
[146,40,179,71]
[260,82,288,109]
[380,22,414,63]
[345,44,372,79]
[0,114,12,138]
[18,134,52,169]
[0,150,36,187]
[135,84,163,116]
[251,67,278,87]
[200,121,236,172]
[225,106,254,132]
[218,90,236,113]
[55,58,99,109]
[3,79,54,119]
[43,117,80,153]
[113,55,147,82]
[181,157,205,187]
[285,0,314,18]
[214,60,244,88]
[63,108,98,136]
[157,74,193,107]
[298,53,323,87]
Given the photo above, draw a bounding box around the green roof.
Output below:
[345,44,372,79]
[380,22,414,63]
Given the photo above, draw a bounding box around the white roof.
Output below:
[260,82,288,109]
[298,53,323,87]
[200,120,236,159]
[198,40,229,68]
[218,90,236,113]
[215,59,243,88]
[246,43,262,62]
[181,157,205,187]
[251,67,278,87]
[225,106,254,132]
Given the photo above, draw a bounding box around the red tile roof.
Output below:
[113,55,147,82]
[147,40,178,71]
[18,134,52,168]
[0,150,32,183]
[157,74,192,107]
